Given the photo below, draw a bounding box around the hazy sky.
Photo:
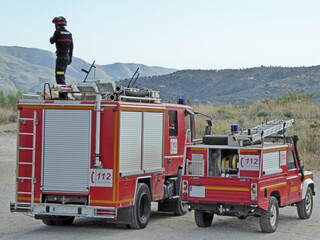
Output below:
[1,0,319,69]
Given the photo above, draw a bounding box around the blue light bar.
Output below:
[178,98,185,104]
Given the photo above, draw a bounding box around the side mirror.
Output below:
[205,119,212,135]
[300,159,304,170]
[205,126,211,135]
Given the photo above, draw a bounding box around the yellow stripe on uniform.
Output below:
[56,71,65,75]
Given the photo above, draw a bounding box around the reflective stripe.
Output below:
[57,39,72,42]
[56,71,64,75]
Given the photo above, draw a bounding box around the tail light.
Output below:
[251,183,257,201]
[182,180,188,198]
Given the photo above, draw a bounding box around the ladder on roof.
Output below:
[15,111,37,210]
[228,119,294,147]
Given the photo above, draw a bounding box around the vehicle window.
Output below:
[287,150,297,170]
[184,110,194,140]
[168,110,178,137]
[185,114,191,133]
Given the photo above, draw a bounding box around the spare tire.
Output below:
[203,135,228,145]
[124,89,150,97]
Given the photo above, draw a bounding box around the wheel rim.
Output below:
[139,194,148,221]
[270,204,277,226]
[305,192,312,214]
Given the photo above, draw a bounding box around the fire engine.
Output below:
[181,120,315,233]
[10,81,200,228]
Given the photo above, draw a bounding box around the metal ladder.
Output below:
[15,111,37,210]
[229,119,294,146]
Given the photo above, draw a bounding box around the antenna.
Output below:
[82,60,96,82]
[131,73,140,87]
[127,67,140,88]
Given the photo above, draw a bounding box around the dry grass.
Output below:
[1,94,319,170]
[194,100,320,171]
[0,107,17,124]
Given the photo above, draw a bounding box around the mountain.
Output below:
[0,46,177,93]
[1,46,320,106]
[119,66,320,105]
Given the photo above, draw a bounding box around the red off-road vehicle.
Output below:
[181,120,315,233]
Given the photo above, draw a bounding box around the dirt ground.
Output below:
[0,125,319,240]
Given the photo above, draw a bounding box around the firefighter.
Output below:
[50,16,73,86]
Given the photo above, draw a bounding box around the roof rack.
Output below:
[42,82,161,103]
[228,119,294,147]
[76,82,160,103]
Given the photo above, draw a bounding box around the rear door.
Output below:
[188,177,251,205]
[286,149,300,203]
[42,109,91,193]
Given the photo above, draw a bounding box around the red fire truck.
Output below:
[10,82,199,228]
[181,120,315,233]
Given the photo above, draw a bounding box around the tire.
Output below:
[259,196,279,233]
[173,198,189,216]
[237,215,247,220]
[42,216,75,226]
[130,183,151,229]
[55,216,75,225]
[297,186,313,219]
[42,219,55,225]
[194,210,214,228]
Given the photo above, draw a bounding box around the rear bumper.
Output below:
[10,202,117,219]
[189,202,263,217]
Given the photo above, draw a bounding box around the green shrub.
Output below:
[0,90,24,110]
[257,111,271,118]
[310,121,320,129]
[225,114,236,120]
[275,90,314,104]
[284,111,294,118]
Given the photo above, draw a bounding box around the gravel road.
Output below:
[0,126,319,240]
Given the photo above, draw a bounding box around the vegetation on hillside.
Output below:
[121,65,320,105]
[0,90,24,123]
[194,90,320,170]
[0,89,318,170]
[0,46,177,93]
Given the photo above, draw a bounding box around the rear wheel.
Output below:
[173,198,189,216]
[297,186,313,219]
[194,210,213,227]
[42,219,55,225]
[237,215,247,220]
[130,183,151,229]
[259,196,279,233]
[54,216,75,225]
[42,216,75,226]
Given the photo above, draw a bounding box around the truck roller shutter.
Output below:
[143,112,164,171]
[42,109,91,193]
[119,111,143,175]
[263,151,282,176]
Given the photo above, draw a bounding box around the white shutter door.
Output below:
[42,109,91,192]
[263,151,281,175]
[143,112,163,171]
[119,111,142,175]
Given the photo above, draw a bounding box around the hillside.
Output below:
[1,46,320,106]
[119,66,320,105]
[0,46,177,93]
